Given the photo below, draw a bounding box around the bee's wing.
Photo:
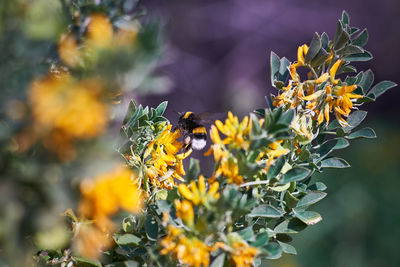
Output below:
[196,111,226,124]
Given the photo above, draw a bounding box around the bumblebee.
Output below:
[175,112,208,151]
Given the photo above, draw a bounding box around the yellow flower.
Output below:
[296,44,309,67]
[230,242,259,267]
[213,112,251,149]
[78,165,142,231]
[29,73,108,160]
[329,59,342,83]
[160,225,211,267]
[178,175,220,206]
[142,125,192,191]
[216,157,243,185]
[86,13,114,48]
[58,33,81,67]
[175,199,194,226]
[333,84,363,126]
[73,223,113,260]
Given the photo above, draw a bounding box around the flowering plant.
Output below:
[41,11,395,267]
[0,2,396,266]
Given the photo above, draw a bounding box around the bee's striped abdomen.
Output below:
[191,126,207,150]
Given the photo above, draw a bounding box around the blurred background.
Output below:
[140,0,400,266]
[0,0,399,266]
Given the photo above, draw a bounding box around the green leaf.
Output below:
[333,21,343,45]
[114,234,141,246]
[343,110,367,133]
[263,242,283,259]
[305,32,321,62]
[293,210,322,225]
[248,205,284,218]
[278,109,295,125]
[320,157,350,168]
[352,28,368,47]
[279,57,291,83]
[308,182,327,191]
[274,218,307,234]
[357,69,374,93]
[251,232,270,247]
[270,51,281,86]
[334,28,350,50]
[297,191,327,208]
[298,148,311,162]
[122,216,136,233]
[337,65,357,75]
[145,215,158,241]
[347,127,376,139]
[310,48,330,67]
[267,155,285,179]
[155,101,168,117]
[336,45,364,56]
[321,32,329,49]
[123,101,137,124]
[105,261,139,267]
[367,81,397,99]
[74,257,102,267]
[277,241,297,255]
[326,119,340,130]
[238,227,255,241]
[210,253,225,267]
[316,138,349,160]
[270,183,290,192]
[344,51,373,62]
[186,158,200,182]
[342,10,350,25]
[280,167,312,184]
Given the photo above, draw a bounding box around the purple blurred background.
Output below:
[141,0,400,122]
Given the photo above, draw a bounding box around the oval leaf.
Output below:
[297,192,327,208]
[320,157,350,168]
[280,167,312,184]
[293,210,322,225]
[248,205,283,218]
[347,127,376,139]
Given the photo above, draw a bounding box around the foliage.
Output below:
[0,4,396,267]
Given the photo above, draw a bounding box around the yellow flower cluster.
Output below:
[160,225,212,267]
[78,165,142,231]
[174,175,220,226]
[75,165,142,259]
[178,175,220,205]
[230,241,259,267]
[58,13,138,68]
[273,44,363,128]
[205,112,252,185]
[128,125,192,192]
[257,140,290,169]
[28,73,108,160]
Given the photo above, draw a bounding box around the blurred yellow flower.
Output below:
[73,223,112,260]
[230,242,259,267]
[216,157,243,185]
[58,33,81,67]
[78,165,142,231]
[86,13,114,48]
[178,175,220,206]
[175,199,194,227]
[29,73,108,159]
[160,225,212,267]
